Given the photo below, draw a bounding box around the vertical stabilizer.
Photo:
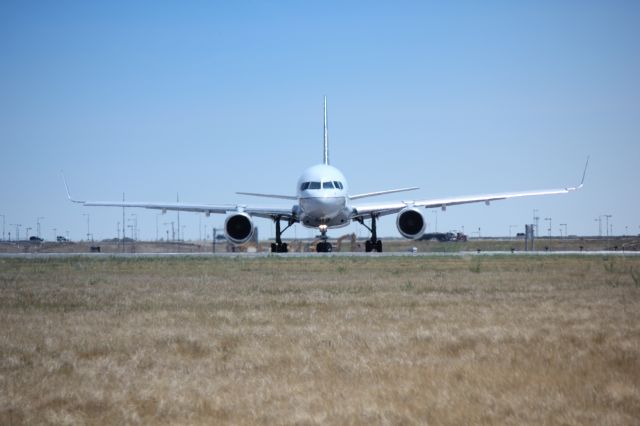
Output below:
[323,96,329,165]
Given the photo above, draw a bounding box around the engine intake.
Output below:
[396,207,426,239]
[224,212,255,244]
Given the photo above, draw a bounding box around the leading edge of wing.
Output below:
[79,201,293,219]
[352,157,589,217]
[352,186,579,218]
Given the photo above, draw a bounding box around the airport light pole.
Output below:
[25,227,32,239]
[509,225,517,239]
[1,214,5,241]
[36,216,44,239]
[533,209,540,237]
[156,213,163,241]
[595,216,602,237]
[164,222,175,241]
[604,215,612,237]
[545,217,552,239]
[129,214,138,240]
[11,224,21,241]
[560,223,567,239]
[53,228,57,241]
[82,213,91,241]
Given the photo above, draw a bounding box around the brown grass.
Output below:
[1,255,639,425]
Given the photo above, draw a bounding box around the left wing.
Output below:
[353,157,589,219]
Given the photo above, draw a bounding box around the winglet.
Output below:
[567,156,589,191]
[61,171,85,203]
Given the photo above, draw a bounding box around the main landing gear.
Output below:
[356,215,383,252]
[316,224,333,253]
[271,216,294,253]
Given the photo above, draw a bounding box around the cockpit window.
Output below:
[300,182,310,191]
[323,181,334,189]
[333,181,343,190]
[308,181,321,190]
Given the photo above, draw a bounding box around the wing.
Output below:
[63,176,294,220]
[352,186,580,219]
[352,157,589,219]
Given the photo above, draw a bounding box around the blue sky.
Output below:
[1,1,639,241]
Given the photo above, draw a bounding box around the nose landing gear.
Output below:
[316,224,333,252]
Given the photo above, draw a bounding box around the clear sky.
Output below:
[1,1,639,242]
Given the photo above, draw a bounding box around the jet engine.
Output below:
[224,212,255,244]
[396,207,426,239]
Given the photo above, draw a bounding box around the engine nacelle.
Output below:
[396,207,426,239]
[224,212,255,244]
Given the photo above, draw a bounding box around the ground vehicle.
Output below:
[419,232,467,242]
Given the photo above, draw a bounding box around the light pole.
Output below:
[545,217,552,239]
[0,214,5,241]
[560,223,567,238]
[164,222,175,241]
[156,213,163,241]
[53,228,57,241]
[533,209,540,237]
[82,213,91,241]
[25,227,32,239]
[509,225,517,239]
[604,215,612,237]
[128,214,138,240]
[36,216,45,239]
[11,224,22,241]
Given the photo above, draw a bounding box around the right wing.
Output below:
[63,176,295,220]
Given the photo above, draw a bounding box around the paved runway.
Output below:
[1,251,639,259]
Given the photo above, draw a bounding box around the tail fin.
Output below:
[323,96,329,165]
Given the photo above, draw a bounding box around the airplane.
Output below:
[65,97,588,253]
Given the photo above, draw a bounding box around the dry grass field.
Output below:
[1,255,639,425]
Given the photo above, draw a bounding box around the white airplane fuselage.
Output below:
[296,164,352,229]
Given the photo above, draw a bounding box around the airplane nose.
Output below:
[301,196,345,218]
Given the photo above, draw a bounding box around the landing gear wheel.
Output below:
[365,240,372,252]
[271,242,288,253]
[316,242,332,253]
[365,239,382,252]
